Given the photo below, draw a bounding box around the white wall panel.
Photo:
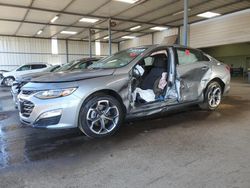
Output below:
[120,34,152,50]
[0,53,66,70]
[153,28,179,44]
[189,9,250,48]
[100,43,118,55]
[120,28,178,50]
[68,40,91,55]
[0,36,118,71]
[68,40,118,56]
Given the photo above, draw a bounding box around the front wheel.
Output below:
[199,81,222,110]
[3,77,15,86]
[78,94,124,138]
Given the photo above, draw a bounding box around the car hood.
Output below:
[31,69,115,83]
[16,72,50,82]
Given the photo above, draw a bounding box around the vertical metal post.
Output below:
[151,33,154,45]
[108,18,112,55]
[65,39,69,63]
[177,27,181,45]
[89,29,92,58]
[183,0,188,46]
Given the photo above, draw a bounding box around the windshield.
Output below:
[88,48,146,69]
[42,65,59,72]
[55,60,80,72]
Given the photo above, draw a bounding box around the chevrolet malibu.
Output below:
[18,45,230,138]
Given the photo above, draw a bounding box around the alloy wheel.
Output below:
[4,77,14,86]
[208,85,221,108]
[86,100,119,135]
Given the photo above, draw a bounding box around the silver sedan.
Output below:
[18,45,230,138]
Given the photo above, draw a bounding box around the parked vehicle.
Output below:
[1,63,50,86]
[11,65,61,107]
[0,63,50,86]
[18,45,230,138]
[0,70,8,80]
[11,58,100,106]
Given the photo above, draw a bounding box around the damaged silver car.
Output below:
[18,45,230,138]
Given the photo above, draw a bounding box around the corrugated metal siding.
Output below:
[153,28,179,44]
[120,35,152,50]
[0,36,118,71]
[119,28,179,50]
[120,34,152,50]
[190,9,250,48]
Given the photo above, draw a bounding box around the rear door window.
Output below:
[31,64,47,69]
[16,65,31,71]
[177,48,203,65]
[201,53,210,61]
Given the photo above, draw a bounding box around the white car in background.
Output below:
[1,63,50,86]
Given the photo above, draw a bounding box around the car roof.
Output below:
[77,57,102,61]
[134,44,199,50]
[129,44,206,55]
[22,63,48,65]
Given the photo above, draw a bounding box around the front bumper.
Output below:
[18,92,82,129]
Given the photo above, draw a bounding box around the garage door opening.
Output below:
[200,42,250,79]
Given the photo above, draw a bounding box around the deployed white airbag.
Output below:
[132,88,155,102]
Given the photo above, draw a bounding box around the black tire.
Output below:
[78,94,124,138]
[3,76,15,86]
[199,81,222,111]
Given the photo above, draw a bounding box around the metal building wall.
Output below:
[119,34,153,50]
[153,28,178,44]
[189,9,250,48]
[119,28,179,50]
[0,36,118,71]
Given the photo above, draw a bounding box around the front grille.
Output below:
[20,99,35,117]
[22,90,37,95]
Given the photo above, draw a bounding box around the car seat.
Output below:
[140,54,167,90]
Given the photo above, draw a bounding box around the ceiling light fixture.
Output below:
[197,11,221,18]
[60,31,77,35]
[103,36,109,40]
[130,25,141,31]
[50,15,59,23]
[37,30,43,35]
[114,0,140,4]
[79,17,99,23]
[122,36,135,39]
[150,26,168,31]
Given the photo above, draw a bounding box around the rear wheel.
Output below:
[199,81,222,110]
[3,77,15,86]
[78,94,124,138]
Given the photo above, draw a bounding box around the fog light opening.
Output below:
[38,109,62,119]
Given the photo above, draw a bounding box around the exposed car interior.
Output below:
[131,50,170,106]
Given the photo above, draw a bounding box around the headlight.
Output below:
[34,87,77,99]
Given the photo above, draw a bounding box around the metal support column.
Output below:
[88,29,92,58]
[65,39,69,63]
[183,0,188,46]
[108,18,112,55]
[177,27,181,45]
[151,33,154,45]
